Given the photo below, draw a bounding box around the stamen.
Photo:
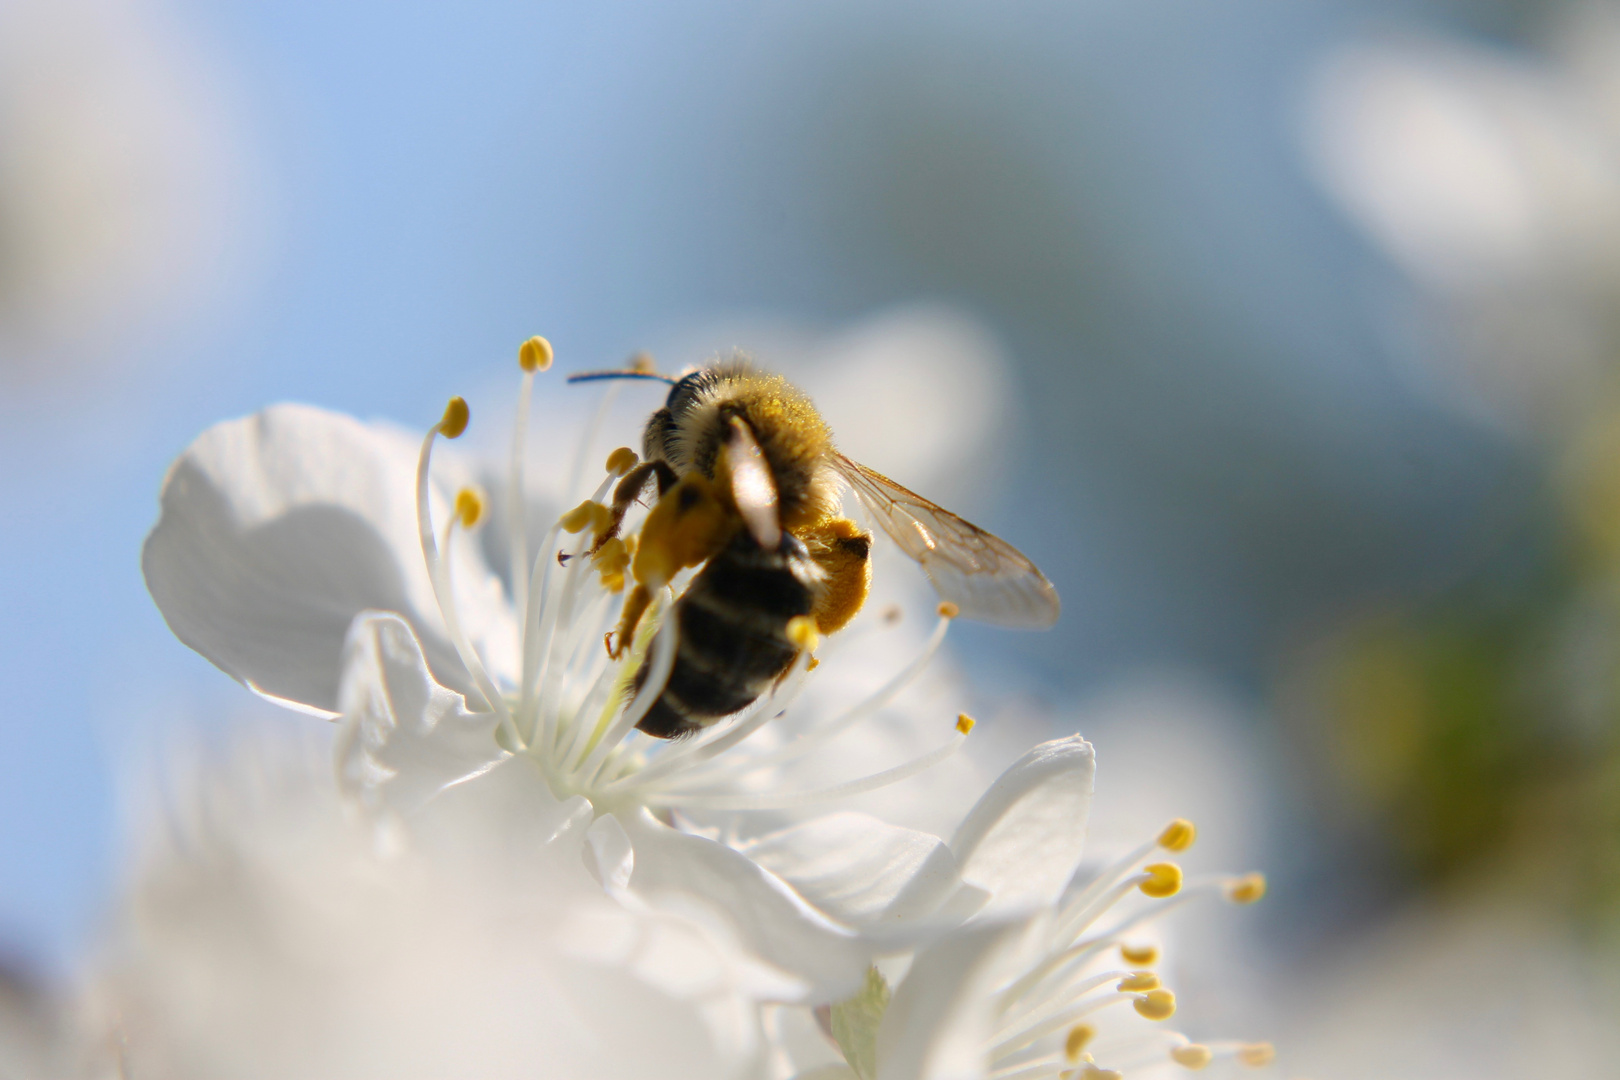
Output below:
[605,446,639,476]
[454,487,485,529]
[1132,990,1175,1021]
[1116,972,1158,992]
[1171,1044,1213,1069]
[1157,818,1196,852]
[519,335,554,372]
[1236,1043,1274,1067]
[990,993,1134,1059]
[1079,1066,1121,1080]
[1226,873,1267,905]
[508,347,539,630]
[1139,863,1182,899]
[1119,942,1158,966]
[786,615,819,652]
[414,404,519,747]
[937,601,959,618]
[657,716,970,810]
[1065,1024,1095,1061]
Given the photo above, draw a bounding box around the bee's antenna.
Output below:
[565,369,679,386]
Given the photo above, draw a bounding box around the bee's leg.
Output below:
[589,459,678,555]
[607,473,735,658]
[802,517,872,634]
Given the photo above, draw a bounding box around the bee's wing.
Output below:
[832,453,1060,628]
[724,416,782,549]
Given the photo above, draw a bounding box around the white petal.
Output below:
[143,403,517,714]
[619,809,873,1001]
[584,813,636,893]
[736,812,963,930]
[875,922,1017,1080]
[949,736,1095,917]
[334,612,507,816]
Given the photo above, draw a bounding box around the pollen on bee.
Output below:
[937,601,960,619]
[1139,862,1183,898]
[605,446,639,476]
[454,487,485,529]
[1120,942,1159,966]
[786,615,819,652]
[1226,873,1267,905]
[1132,989,1176,1021]
[1157,818,1197,852]
[955,713,976,735]
[519,335,554,372]
[1064,1024,1095,1062]
[1170,1044,1213,1069]
[1236,1043,1275,1067]
[438,396,470,438]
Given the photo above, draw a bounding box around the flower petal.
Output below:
[875,921,1018,1080]
[736,811,963,930]
[619,808,873,1001]
[143,403,517,714]
[949,736,1095,916]
[334,612,508,816]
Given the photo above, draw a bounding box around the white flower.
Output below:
[141,345,997,998]
[80,731,795,1080]
[783,741,1274,1080]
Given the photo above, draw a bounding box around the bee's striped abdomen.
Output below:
[634,531,818,739]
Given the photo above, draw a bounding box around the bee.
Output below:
[569,359,1059,738]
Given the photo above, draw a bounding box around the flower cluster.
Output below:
[114,337,1277,1078]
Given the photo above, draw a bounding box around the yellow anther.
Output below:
[438,396,469,438]
[629,350,656,373]
[937,601,960,619]
[1236,1043,1274,1068]
[605,446,639,476]
[454,488,485,529]
[1079,1066,1121,1080]
[1139,862,1183,898]
[1170,1044,1213,1069]
[519,335,554,372]
[1064,1024,1095,1062]
[1157,818,1196,852]
[1133,988,1176,1021]
[786,615,820,651]
[1120,942,1159,966]
[956,713,976,735]
[1226,873,1267,905]
[560,500,612,535]
[1117,971,1159,992]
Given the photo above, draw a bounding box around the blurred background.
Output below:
[5,0,1620,1074]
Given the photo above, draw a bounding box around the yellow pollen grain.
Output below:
[438,396,469,438]
[605,446,639,476]
[454,488,485,529]
[1170,1044,1212,1070]
[1064,1024,1095,1062]
[937,601,960,619]
[1133,989,1176,1021]
[519,335,554,372]
[807,656,820,672]
[629,350,656,373]
[1120,942,1159,966]
[1139,862,1182,898]
[1227,873,1267,905]
[1157,818,1196,852]
[956,713,976,735]
[1237,1043,1275,1067]
[1117,971,1159,992]
[786,615,819,651]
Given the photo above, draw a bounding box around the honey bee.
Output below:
[569,359,1059,738]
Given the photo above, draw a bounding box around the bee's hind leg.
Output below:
[802,518,872,635]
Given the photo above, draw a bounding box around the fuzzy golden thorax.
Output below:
[652,360,841,531]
